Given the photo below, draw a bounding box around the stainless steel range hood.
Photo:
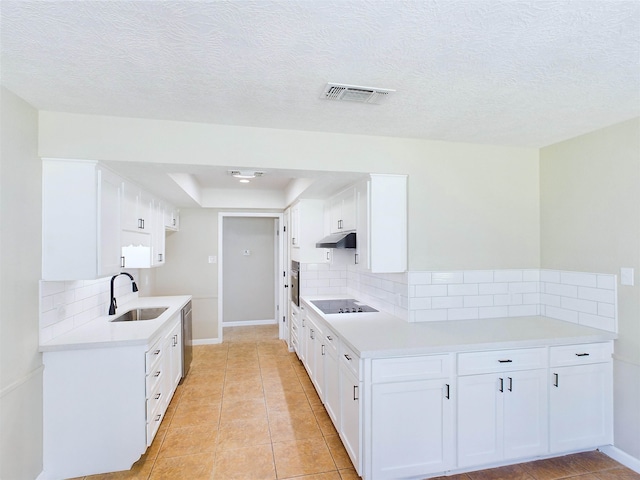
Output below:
[315,232,356,249]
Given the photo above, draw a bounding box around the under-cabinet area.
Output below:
[40,296,190,480]
[295,296,615,480]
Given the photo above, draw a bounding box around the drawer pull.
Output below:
[575,353,590,357]
[327,335,333,341]
[154,393,161,400]
[153,349,161,355]
[155,414,161,422]
[344,354,352,361]
[154,371,161,377]
[321,344,325,356]
[498,359,513,363]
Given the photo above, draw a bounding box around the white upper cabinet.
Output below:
[290,199,329,263]
[329,186,357,233]
[164,204,180,231]
[121,181,152,233]
[356,174,407,273]
[42,159,122,280]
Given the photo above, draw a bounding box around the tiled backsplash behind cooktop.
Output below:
[300,264,617,333]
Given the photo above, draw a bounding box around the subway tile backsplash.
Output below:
[301,264,617,333]
[39,271,140,343]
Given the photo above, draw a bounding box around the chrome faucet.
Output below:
[109,273,138,315]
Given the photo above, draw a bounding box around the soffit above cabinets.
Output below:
[102,161,368,209]
[2,1,639,148]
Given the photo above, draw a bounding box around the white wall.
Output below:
[222,217,275,323]
[38,111,541,271]
[0,87,43,478]
[540,117,640,462]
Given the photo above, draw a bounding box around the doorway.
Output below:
[217,212,285,342]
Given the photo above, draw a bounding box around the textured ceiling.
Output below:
[1,0,639,149]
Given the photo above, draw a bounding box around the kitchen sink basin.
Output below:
[110,307,169,322]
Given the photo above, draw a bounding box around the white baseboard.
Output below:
[600,445,640,473]
[192,338,222,345]
[222,319,277,327]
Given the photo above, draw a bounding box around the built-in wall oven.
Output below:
[290,260,300,306]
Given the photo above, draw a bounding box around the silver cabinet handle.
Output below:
[508,377,513,392]
[155,414,161,422]
[321,344,325,356]
[154,370,161,377]
[575,353,590,357]
[499,377,504,392]
[344,354,352,361]
[154,393,161,400]
[553,373,559,388]
[498,359,513,363]
[327,335,333,341]
[445,383,450,399]
[353,385,359,401]
[153,349,161,355]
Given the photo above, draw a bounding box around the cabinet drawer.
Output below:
[146,382,166,421]
[146,365,164,393]
[458,348,547,375]
[324,328,339,355]
[340,343,360,377]
[372,354,452,383]
[145,338,164,374]
[550,342,612,367]
[146,409,164,446]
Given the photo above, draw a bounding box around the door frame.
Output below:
[217,212,285,342]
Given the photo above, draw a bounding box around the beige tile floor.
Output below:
[80,324,639,480]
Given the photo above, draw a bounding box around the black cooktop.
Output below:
[310,299,378,314]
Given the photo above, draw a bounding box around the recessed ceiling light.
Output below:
[239,179,250,184]
[228,170,265,179]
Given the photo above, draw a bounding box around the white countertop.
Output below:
[39,295,192,352]
[301,295,617,358]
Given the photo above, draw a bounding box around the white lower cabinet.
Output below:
[323,327,341,426]
[549,343,613,453]
[43,314,182,479]
[369,355,454,480]
[457,369,549,467]
[294,302,613,480]
[340,347,362,474]
[457,348,549,469]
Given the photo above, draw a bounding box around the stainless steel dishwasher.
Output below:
[180,301,193,383]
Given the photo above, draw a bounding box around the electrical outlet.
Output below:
[208,255,217,264]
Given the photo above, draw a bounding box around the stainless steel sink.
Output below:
[110,307,169,322]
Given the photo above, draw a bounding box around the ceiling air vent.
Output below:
[321,83,395,105]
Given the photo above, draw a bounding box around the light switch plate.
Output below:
[208,255,217,264]
[621,267,634,286]
[243,249,251,256]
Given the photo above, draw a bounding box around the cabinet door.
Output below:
[550,363,612,452]
[151,199,165,267]
[503,369,548,460]
[355,179,370,270]
[324,343,340,427]
[290,204,300,246]
[312,321,325,401]
[121,181,140,231]
[340,365,361,474]
[371,379,454,479]
[457,373,502,467]
[97,167,123,277]
[304,316,317,378]
[168,320,182,392]
[340,187,357,231]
